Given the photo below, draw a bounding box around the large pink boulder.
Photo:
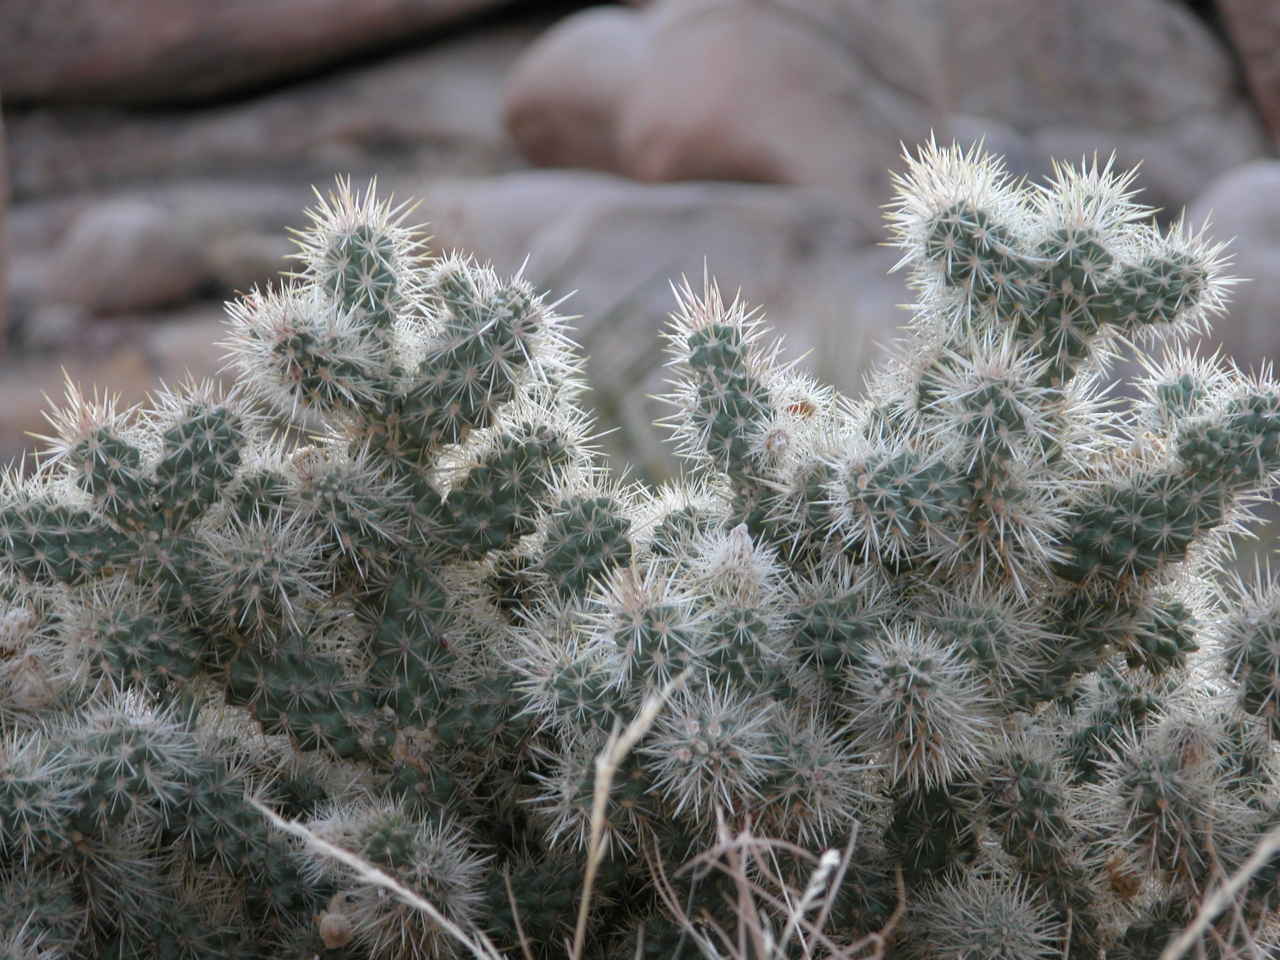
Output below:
[503,8,649,173]
[504,0,1266,217]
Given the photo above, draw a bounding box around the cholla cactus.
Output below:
[2,148,1280,959]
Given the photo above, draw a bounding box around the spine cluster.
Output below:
[2,146,1280,959]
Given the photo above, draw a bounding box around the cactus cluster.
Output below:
[3,144,1280,959]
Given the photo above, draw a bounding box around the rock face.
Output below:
[7,180,316,350]
[1217,0,1280,144]
[503,7,648,172]
[0,0,512,104]
[50,201,206,314]
[613,1,932,200]
[0,108,7,352]
[505,0,932,230]
[6,25,534,201]
[1189,161,1280,369]
[504,0,1267,217]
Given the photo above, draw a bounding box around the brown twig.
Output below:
[844,865,905,960]
[503,865,536,960]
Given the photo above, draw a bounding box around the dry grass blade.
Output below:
[1159,820,1280,960]
[251,798,505,960]
[571,672,687,960]
[665,821,896,960]
[773,846,842,957]
[647,831,714,957]
[504,865,536,960]
[809,827,860,946]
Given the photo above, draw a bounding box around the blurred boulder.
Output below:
[1188,161,1280,370]
[408,169,634,271]
[50,200,207,314]
[7,25,534,200]
[505,0,1266,215]
[935,0,1264,207]
[1217,0,1280,144]
[503,7,648,172]
[0,0,515,104]
[505,0,933,229]
[612,0,931,199]
[14,181,310,337]
[206,232,297,295]
[20,304,90,353]
[1,107,7,350]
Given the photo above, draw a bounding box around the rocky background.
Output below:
[2,0,1279,483]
